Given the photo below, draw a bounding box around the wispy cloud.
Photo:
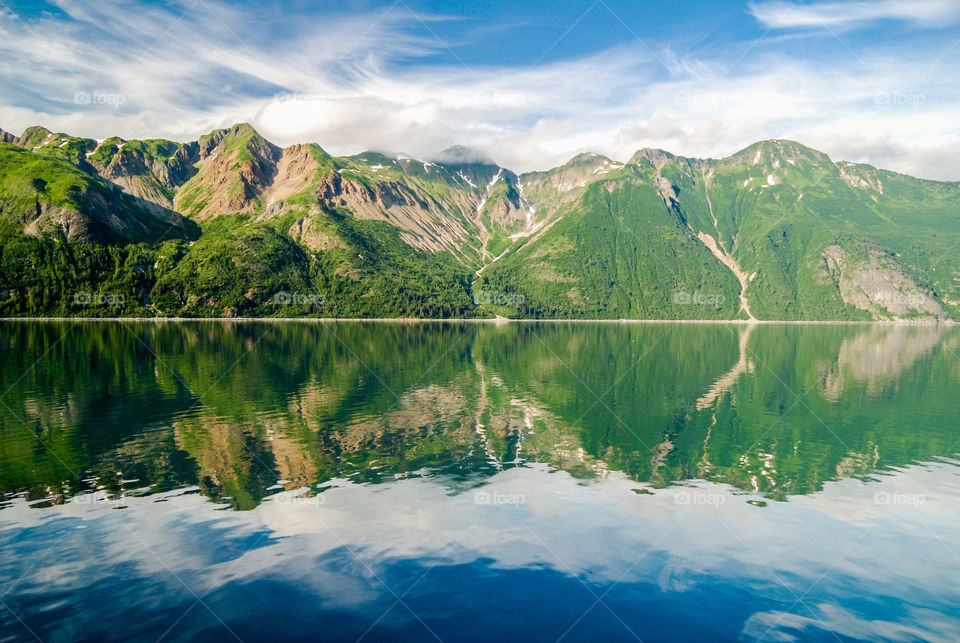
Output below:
[748,0,960,30]
[1,0,959,180]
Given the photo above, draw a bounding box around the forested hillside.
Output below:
[0,125,957,320]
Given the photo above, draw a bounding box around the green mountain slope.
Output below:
[0,124,956,320]
[477,168,743,319]
[480,140,959,320]
[0,142,196,244]
[652,140,960,320]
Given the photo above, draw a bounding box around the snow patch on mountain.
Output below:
[486,169,502,191]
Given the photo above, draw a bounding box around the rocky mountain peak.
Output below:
[729,139,829,169]
[629,147,677,169]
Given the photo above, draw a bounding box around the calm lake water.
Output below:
[1,321,959,642]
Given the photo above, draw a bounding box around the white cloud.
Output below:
[748,0,960,30]
[1,0,959,179]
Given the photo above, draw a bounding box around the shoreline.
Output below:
[0,317,956,325]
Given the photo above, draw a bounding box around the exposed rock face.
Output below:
[821,245,944,319]
[730,139,831,169]
[837,163,885,194]
[519,153,622,220]
[149,130,531,258]
[630,147,675,169]
[0,147,191,244]
[19,189,169,244]
[317,172,424,210]
[482,191,524,228]
[654,174,678,207]
[174,124,281,220]
[12,126,55,149]
[1,130,199,240]
[498,153,627,258]
[287,216,346,252]
[22,200,100,243]
[2,123,959,321]
[258,144,325,216]
[312,170,477,254]
[0,123,588,260]
[88,144,196,210]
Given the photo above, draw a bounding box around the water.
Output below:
[1,321,959,642]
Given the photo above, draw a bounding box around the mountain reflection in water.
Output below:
[1,321,959,642]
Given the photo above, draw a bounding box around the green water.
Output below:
[2,321,957,507]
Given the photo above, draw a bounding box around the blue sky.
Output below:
[1,0,959,178]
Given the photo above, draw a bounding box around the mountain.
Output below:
[482,140,960,320]
[0,127,197,244]
[0,124,957,320]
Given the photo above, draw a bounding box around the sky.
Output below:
[1,0,959,179]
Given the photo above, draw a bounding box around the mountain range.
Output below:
[0,123,957,320]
